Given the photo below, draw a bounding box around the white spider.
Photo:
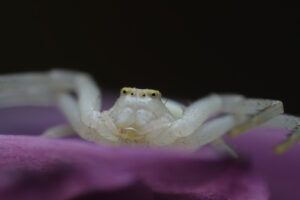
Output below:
[0,69,299,154]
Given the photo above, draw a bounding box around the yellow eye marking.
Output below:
[121,87,161,97]
[120,87,132,95]
[147,89,161,98]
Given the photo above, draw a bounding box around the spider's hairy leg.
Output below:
[162,97,186,119]
[225,97,284,136]
[167,94,223,138]
[183,115,236,147]
[263,114,300,153]
[72,71,102,128]
[0,69,119,143]
[175,115,238,157]
[0,70,75,107]
[71,72,122,141]
[0,70,83,137]
[51,70,112,139]
[58,94,118,143]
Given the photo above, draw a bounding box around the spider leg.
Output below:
[183,115,235,146]
[72,70,102,128]
[175,115,237,154]
[220,95,300,153]
[0,70,119,142]
[163,96,239,156]
[167,94,223,138]
[161,97,185,119]
[42,124,75,138]
[223,96,284,136]
[150,95,240,145]
[0,69,102,122]
[263,114,300,153]
[0,70,74,107]
[146,95,223,145]
[57,94,118,143]
[275,128,300,154]
[50,70,119,141]
[210,138,238,158]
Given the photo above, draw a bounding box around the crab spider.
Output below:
[0,70,299,154]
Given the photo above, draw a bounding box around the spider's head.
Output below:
[115,87,165,113]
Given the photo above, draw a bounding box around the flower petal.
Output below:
[0,133,268,200]
[227,127,300,200]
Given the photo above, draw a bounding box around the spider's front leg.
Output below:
[0,70,76,137]
[175,114,239,157]
[168,94,223,137]
[0,70,119,143]
[56,93,118,143]
[0,70,74,107]
[148,95,239,156]
[150,94,224,145]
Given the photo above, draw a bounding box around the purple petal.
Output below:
[0,134,268,200]
[227,127,300,200]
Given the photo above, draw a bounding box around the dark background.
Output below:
[1,1,299,114]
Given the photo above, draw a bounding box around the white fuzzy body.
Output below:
[110,92,174,129]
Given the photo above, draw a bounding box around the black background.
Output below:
[1,1,299,114]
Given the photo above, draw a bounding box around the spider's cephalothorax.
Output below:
[1,69,300,154]
[108,87,175,143]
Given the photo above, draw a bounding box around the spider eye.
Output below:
[130,91,137,96]
[121,87,131,95]
[141,92,146,97]
[147,89,161,98]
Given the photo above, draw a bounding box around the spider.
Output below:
[0,69,299,154]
